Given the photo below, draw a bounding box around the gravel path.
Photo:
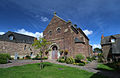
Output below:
[0,60,41,68]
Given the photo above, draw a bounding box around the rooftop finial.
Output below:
[54,12,56,16]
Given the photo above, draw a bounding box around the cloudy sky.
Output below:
[0,0,120,49]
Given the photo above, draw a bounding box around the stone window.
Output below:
[9,35,14,40]
[48,30,52,35]
[24,45,26,50]
[111,39,115,43]
[56,27,61,33]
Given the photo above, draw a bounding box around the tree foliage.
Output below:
[32,38,51,69]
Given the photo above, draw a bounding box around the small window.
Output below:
[48,31,52,35]
[9,36,14,40]
[111,39,115,43]
[24,45,26,50]
[57,27,61,33]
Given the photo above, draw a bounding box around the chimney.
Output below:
[101,34,104,39]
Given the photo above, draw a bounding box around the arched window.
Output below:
[56,27,61,33]
[48,31,52,35]
[9,36,13,40]
[24,45,26,50]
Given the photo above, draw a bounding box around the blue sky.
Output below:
[0,0,120,48]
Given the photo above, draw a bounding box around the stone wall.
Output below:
[102,45,111,60]
[0,41,39,58]
[43,15,92,59]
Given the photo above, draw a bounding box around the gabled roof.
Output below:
[112,38,120,54]
[0,31,35,44]
[101,34,120,45]
[101,34,120,54]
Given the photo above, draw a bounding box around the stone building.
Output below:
[0,31,39,59]
[43,13,93,59]
[101,34,120,62]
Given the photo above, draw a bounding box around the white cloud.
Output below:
[15,29,43,39]
[0,32,5,35]
[83,30,93,36]
[92,44,101,49]
[41,16,48,22]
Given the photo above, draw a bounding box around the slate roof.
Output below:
[101,34,120,45]
[0,31,35,44]
[112,38,120,54]
[71,24,89,40]
[101,34,120,54]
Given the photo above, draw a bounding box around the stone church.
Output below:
[43,13,93,59]
[0,31,39,59]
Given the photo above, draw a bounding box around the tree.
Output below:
[32,38,51,69]
[93,48,102,53]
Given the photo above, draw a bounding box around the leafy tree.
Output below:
[32,38,51,69]
[93,48,102,53]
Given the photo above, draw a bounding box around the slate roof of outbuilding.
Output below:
[101,34,120,54]
[0,31,35,44]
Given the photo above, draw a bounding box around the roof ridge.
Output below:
[54,14,68,23]
[6,31,35,38]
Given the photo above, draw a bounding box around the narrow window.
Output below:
[48,31,52,35]
[57,27,61,33]
[24,45,26,50]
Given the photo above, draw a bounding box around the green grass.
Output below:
[97,64,114,71]
[0,62,107,78]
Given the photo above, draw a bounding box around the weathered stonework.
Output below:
[0,41,39,58]
[43,15,92,59]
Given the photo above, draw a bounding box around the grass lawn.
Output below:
[97,64,114,71]
[0,62,107,78]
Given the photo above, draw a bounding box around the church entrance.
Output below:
[52,45,58,59]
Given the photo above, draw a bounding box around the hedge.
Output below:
[0,53,10,64]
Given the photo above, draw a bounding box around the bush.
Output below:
[43,56,48,60]
[97,57,103,63]
[87,56,95,62]
[0,53,10,64]
[57,57,65,63]
[75,54,85,63]
[66,57,75,64]
[78,63,85,66]
[25,55,31,59]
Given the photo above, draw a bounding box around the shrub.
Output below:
[66,57,75,64]
[75,54,85,63]
[57,57,65,63]
[87,57,93,62]
[0,53,10,64]
[43,56,48,60]
[97,57,103,63]
[78,63,85,66]
[25,55,31,59]
[64,49,68,55]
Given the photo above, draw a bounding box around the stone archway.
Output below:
[49,43,60,59]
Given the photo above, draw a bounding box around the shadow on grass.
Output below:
[90,72,109,78]
[90,67,120,78]
[37,62,53,68]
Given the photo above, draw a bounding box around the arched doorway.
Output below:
[51,45,58,59]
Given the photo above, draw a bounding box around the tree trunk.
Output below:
[40,54,43,69]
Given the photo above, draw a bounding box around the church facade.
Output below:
[43,14,93,59]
